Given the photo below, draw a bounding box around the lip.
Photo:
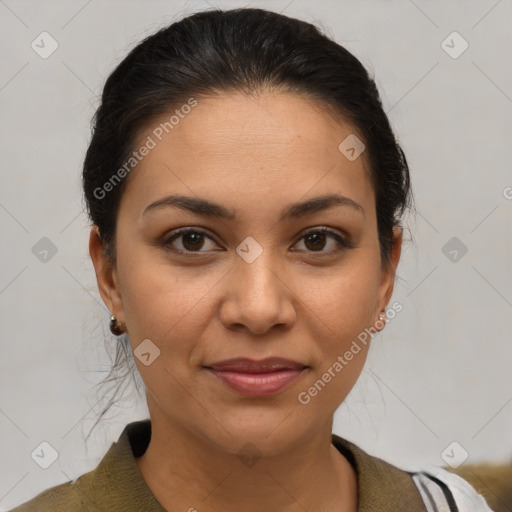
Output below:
[206,357,307,372]
[204,357,308,397]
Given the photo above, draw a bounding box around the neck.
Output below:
[135,407,358,512]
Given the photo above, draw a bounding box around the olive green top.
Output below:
[7,419,492,511]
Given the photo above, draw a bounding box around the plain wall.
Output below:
[1,0,511,509]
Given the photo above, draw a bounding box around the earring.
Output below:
[110,315,126,336]
[375,311,386,331]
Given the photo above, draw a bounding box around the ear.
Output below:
[89,226,125,323]
[375,225,403,321]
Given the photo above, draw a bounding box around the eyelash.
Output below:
[160,227,353,257]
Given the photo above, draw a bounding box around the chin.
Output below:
[198,410,311,458]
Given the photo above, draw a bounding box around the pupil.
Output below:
[306,233,325,251]
[183,232,204,250]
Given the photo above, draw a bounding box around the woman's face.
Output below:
[91,91,401,455]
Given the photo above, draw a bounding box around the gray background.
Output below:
[1,0,511,509]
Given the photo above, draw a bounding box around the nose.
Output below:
[219,250,297,336]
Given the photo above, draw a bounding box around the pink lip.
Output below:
[204,357,308,396]
[206,368,306,396]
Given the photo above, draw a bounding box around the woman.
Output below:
[9,7,495,512]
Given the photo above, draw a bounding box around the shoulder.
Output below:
[447,462,512,512]
[332,434,427,511]
[331,434,498,512]
[7,472,93,512]
[7,420,165,512]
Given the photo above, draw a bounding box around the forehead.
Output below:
[121,91,374,218]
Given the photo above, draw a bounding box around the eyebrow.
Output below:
[143,193,365,220]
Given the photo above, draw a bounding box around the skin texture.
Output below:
[89,91,402,512]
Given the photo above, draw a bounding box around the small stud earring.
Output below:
[110,315,126,336]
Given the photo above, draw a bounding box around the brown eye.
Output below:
[162,228,219,254]
[161,226,352,257]
[292,228,352,255]
[181,231,205,251]
[304,231,327,251]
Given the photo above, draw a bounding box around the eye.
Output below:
[291,227,352,255]
[160,227,353,256]
[161,228,219,254]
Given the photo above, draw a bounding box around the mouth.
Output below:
[203,357,309,397]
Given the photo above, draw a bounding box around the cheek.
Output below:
[297,256,380,339]
[118,264,214,404]
[291,256,379,396]
[115,250,230,396]
[120,264,218,343]
[294,280,376,411]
